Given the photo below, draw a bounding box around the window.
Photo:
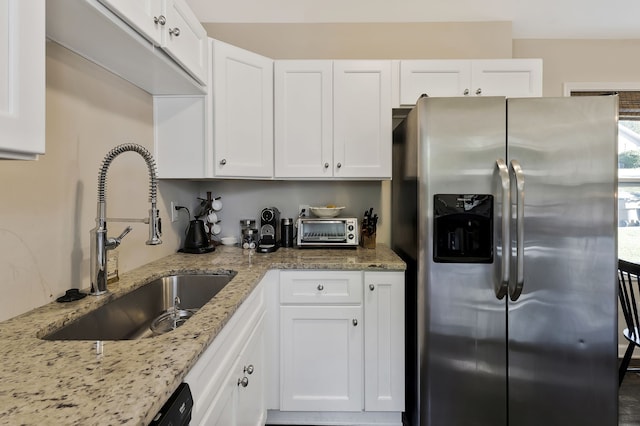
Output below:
[567,86,640,262]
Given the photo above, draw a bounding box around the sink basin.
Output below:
[43,271,236,341]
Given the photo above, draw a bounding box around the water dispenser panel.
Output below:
[433,194,493,263]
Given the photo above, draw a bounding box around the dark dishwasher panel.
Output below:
[149,382,193,426]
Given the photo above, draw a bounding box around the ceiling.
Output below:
[185,0,640,39]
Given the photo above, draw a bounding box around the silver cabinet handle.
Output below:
[369,284,375,291]
[169,27,180,37]
[509,159,525,302]
[476,88,482,95]
[244,365,254,375]
[219,158,227,166]
[352,319,358,326]
[153,15,166,25]
[238,377,249,387]
[336,163,342,169]
[463,89,470,96]
[317,284,324,291]
[324,162,329,169]
[493,159,510,300]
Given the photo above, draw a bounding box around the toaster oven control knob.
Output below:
[348,234,354,240]
[348,225,354,231]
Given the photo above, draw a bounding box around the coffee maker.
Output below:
[257,207,280,253]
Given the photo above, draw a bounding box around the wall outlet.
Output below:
[298,204,310,217]
[170,202,179,222]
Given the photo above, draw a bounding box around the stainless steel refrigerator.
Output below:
[391,96,618,426]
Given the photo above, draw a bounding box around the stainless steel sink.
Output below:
[43,271,237,341]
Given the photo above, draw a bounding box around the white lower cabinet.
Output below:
[280,305,363,411]
[185,278,267,426]
[364,271,405,412]
[202,315,265,425]
[274,270,405,425]
[185,269,404,426]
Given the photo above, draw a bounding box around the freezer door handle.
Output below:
[494,159,510,299]
[509,159,525,301]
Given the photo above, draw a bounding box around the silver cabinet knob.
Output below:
[352,319,358,326]
[317,284,324,291]
[324,162,329,169]
[238,377,249,387]
[476,88,482,95]
[153,15,166,25]
[169,27,181,37]
[463,89,470,96]
[336,163,342,169]
[369,284,375,291]
[219,158,227,166]
[244,365,254,375]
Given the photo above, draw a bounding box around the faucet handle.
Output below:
[106,226,132,249]
[115,226,132,244]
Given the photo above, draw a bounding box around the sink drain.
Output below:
[150,309,197,335]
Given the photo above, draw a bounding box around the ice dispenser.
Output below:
[433,194,493,263]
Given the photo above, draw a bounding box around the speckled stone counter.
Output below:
[0,244,405,425]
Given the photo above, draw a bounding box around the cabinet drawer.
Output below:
[280,271,362,304]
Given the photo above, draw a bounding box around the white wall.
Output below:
[0,42,198,321]
[186,0,640,39]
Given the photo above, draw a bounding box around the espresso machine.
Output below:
[257,207,280,253]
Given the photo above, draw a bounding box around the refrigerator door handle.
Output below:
[493,159,510,299]
[509,159,525,301]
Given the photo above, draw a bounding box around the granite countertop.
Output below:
[0,244,405,425]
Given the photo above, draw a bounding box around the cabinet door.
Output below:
[198,366,238,426]
[161,0,208,85]
[97,0,163,44]
[212,40,274,178]
[0,0,45,160]
[333,61,392,179]
[399,60,471,104]
[471,59,542,97]
[280,305,363,411]
[236,317,266,426]
[364,272,405,412]
[274,60,333,178]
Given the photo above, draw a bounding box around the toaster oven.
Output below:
[296,217,359,248]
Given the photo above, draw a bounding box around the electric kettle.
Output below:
[180,219,215,254]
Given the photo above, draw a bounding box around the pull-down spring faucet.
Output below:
[90,143,162,295]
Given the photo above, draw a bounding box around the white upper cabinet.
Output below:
[470,59,542,98]
[398,59,542,106]
[96,0,163,44]
[212,39,274,178]
[98,0,207,84]
[0,0,45,160]
[274,60,392,179]
[159,0,208,84]
[274,61,333,178]
[399,59,471,103]
[334,61,392,179]
[47,0,207,95]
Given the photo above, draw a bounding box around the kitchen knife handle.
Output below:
[493,159,510,300]
[509,160,525,301]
